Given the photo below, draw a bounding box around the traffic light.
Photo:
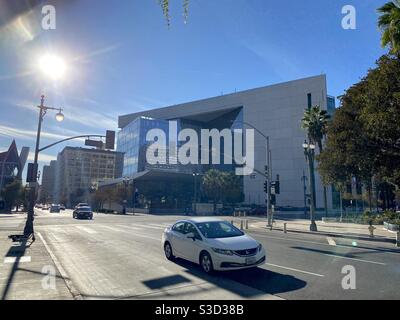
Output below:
[264,181,269,194]
[26,163,38,183]
[264,165,269,177]
[105,130,115,150]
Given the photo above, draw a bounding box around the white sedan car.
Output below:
[162,217,266,274]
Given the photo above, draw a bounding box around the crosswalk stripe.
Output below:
[116,224,142,230]
[148,224,168,229]
[75,226,97,234]
[4,256,31,264]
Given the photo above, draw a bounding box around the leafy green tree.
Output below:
[221,172,244,205]
[318,55,400,210]
[159,0,190,26]
[301,105,331,216]
[1,179,23,211]
[201,170,244,213]
[202,169,224,213]
[378,2,400,55]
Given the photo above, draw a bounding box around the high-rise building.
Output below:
[55,147,124,207]
[41,160,57,203]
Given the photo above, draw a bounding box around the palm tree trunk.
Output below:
[323,186,328,218]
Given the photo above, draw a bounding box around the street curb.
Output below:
[261,227,396,244]
[37,232,83,300]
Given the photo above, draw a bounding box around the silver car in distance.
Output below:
[162,217,266,274]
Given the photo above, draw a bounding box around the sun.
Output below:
[39,54,66,80]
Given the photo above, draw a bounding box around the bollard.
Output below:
[240,220,244,230]
[396,232,400,248]
[231,220,234,226]
[245,220,249,230]
[283,223,287,234]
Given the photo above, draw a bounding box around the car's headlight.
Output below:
[212,248,234,256]
[258,243,263,252]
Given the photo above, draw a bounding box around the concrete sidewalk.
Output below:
[0,229,73,300]
[231,217,398,243]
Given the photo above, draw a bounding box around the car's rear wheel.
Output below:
[164,242,174,261]
[200,252,214,274]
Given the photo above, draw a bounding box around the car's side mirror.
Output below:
[186,232,196,241]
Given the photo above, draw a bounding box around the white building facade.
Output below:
[119,75,334,209]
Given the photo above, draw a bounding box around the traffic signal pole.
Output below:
[266,137,273,227]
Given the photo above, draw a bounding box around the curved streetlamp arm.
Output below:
[38,135,105,153]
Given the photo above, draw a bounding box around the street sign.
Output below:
[85,139,104,149]
[271,181,280,195]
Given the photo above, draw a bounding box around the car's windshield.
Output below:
[195,221,244,239]
[79,207,92,212]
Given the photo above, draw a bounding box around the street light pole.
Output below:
[122,177,129,215]
[23,95,64,239]
[233,120,273,226]
[193,172,200,215]
[303,140,318,232]
[301,170,308,219]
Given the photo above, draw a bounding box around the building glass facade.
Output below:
[117,117,182,177]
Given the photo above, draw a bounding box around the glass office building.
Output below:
[117,116,182,177]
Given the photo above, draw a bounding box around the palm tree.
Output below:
[301,105,331,217]
[378,1,400,55]
[159,0,190,26]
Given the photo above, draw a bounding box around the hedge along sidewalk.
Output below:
[247,219,398,243]
[0,231,74,300]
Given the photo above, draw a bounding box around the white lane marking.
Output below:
[251,233,400,255]
[75,226,97,234]
[135,224,165,230]
[4,256,31,264]
[100,225,127,233]
[114,225,161,241]
[322,253,386,266]
[326,237,336,246]
[148,224,168,229]
[265,263,324,277]
[116,224,142,230]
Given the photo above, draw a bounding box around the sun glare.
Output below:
[39,54,66,80]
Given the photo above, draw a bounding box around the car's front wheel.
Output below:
[164,242,174,261]
[200,252,214,274]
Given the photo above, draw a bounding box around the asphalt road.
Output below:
[2,210,400,300]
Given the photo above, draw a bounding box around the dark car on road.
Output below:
[50,204,61,213]
[75,203,90,209]
[73,206,93,220]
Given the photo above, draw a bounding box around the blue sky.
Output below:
[0,0,388,179]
